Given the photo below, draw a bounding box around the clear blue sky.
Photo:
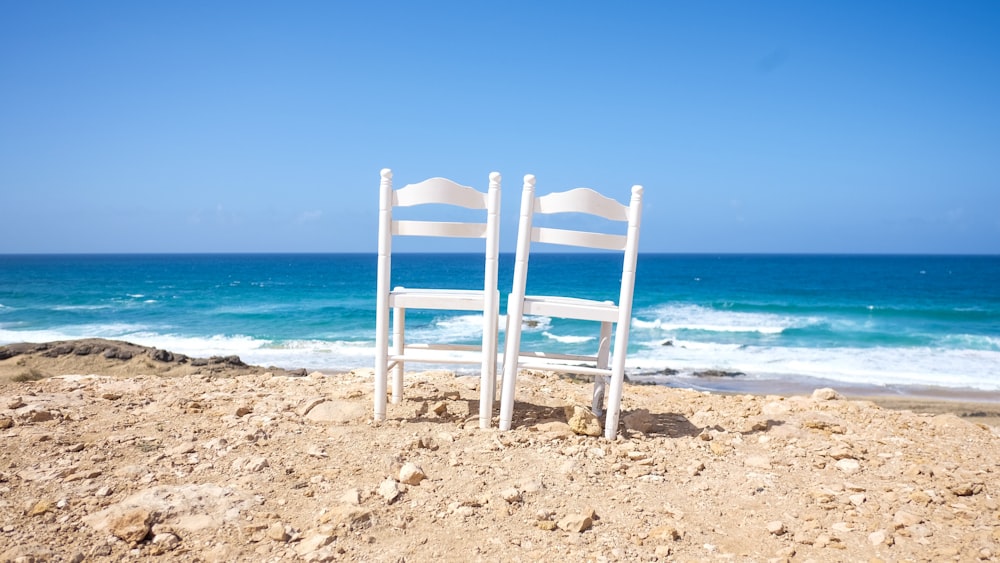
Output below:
[2,1,998,254]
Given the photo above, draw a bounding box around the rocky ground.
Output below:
[1,339,999,562]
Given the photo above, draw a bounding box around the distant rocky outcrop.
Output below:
[0,338,292,382]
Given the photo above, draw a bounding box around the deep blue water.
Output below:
[1,254,998,394]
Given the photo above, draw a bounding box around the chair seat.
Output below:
[390,288,490,311]
[521,294,619,323]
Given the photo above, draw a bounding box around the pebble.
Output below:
[398,462,425,485]
[378,479,401,503]
[557,514,593,533]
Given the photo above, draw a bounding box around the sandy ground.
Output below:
[1,339,999,562]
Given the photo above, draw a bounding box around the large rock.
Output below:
[84,484,256,535]
[304,400,366,423]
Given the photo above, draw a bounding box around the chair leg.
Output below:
[498,314,523,431]
[479,307,498,429]
[374,306,389,422]
[592,322,612,416]
[604,341,628,440]
[391,307,405,404]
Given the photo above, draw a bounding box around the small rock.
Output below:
[152,532,181,550]
[565,405,602,437]
[245,457,269,472]
[235,406,252,417]
[267,522,290,542]
[378,478,401,503]
[295,533,335,555]
[431,402,448,415]
[339,488,362,505]
[709,441,730,456]
[110,508,153,544]
[398,462,425,485]
[499,488,521,503]
[557,514,593,533]
[27,499,53,516]
[868,530,890,546]
[767,521,786,535]
[0,417,13,429]
[537,520,558,531]
[811,388,844,401]
[835,459,860,474]
[319,505,372,531]
[948,482,982,496]
[649,524,681,540]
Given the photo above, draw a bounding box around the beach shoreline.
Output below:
[2,338,1000,560]
[4,338,1000,426]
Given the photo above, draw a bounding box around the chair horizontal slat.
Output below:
[390,288,487,310]
[532,227,626,250]
[393,220,488,238]
[534,187,628,221]
[521,295,619,322]
[394,178,488,209]
[390,344,491,365]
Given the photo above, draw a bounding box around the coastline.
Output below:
[4,338,1000,427]
[660,376,1000,427]
[2,338,1000,560]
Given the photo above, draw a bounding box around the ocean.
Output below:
[1,253,998,397]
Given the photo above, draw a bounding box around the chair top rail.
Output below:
[395,177,488,209]
[534,187,628,221]
[393,220,489,239]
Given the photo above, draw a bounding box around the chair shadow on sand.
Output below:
[389,388,708,439]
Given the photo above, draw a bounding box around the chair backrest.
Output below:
[377,169,501,293]
[512,174,642,304]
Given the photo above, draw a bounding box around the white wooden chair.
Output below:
[498,174,642,439]
[374,169,501,429]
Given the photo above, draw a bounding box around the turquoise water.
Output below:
[1,254,998,394]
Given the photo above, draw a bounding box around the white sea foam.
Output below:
[542,331,596,344]
[51,304,114,311]
[628,337,1000,391]
[632,304,808,335]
